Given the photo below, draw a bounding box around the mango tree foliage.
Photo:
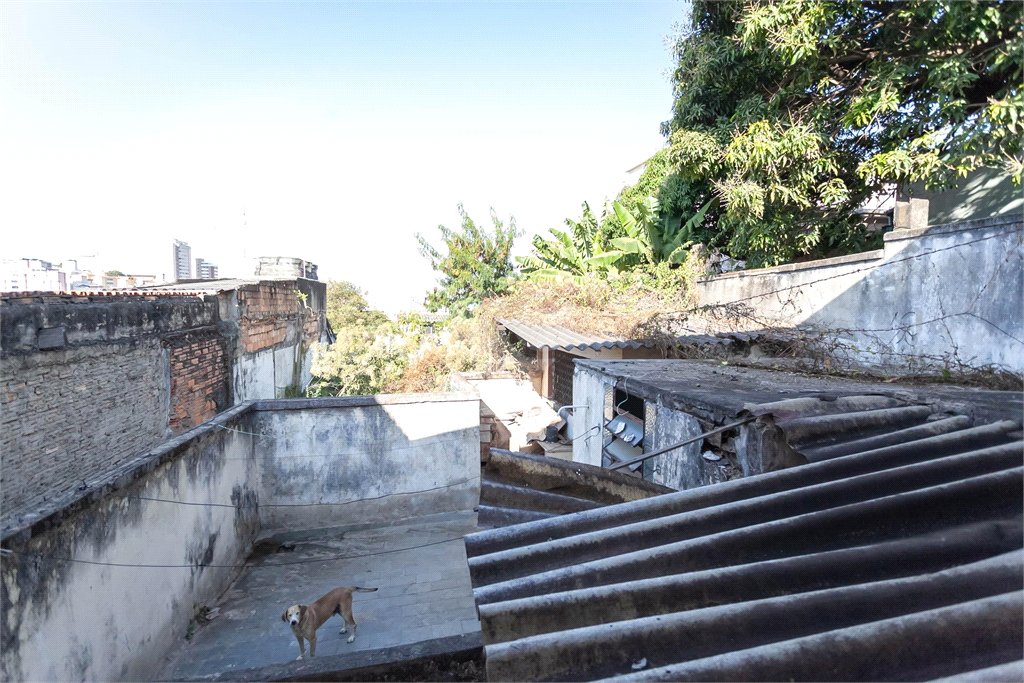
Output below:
[665,0,1022,266]
[416,205,520,317]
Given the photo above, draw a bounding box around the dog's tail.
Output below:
[352,587,378,593]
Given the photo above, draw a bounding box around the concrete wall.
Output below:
[693,216,1024,372]
[645,405,723,490]
[249,394,481,531]
[0,406,260,683]
[572,366,613,468]
[1,394,478,682]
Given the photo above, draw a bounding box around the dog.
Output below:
[281,586,377,659]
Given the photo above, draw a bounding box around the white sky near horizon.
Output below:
[1,1,687,314]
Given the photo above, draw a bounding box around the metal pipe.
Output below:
[557,405,589,421]
[608,416,756,471]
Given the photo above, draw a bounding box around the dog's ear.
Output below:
[299,605,308,622]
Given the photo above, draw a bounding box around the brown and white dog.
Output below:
[281,586,377,659]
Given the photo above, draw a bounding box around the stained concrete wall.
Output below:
[1,394,478,682]
[571,366,613,468]
[693,216,1024,372]
[646,405,724,490]
[0,405,260,683]
[248,394,481,531]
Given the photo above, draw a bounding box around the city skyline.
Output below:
[1,1,684,312]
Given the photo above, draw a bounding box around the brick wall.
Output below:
[550,350,578,407]
[0,293,221,531]
[166,331,230,434]
[232,281,325,400]
[237,281,302,323]
[1,341,169,528]
[1,281,327,528]
[239,320,289,354]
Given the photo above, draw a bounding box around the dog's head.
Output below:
[281,605,307,627]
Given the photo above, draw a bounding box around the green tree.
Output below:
[610,196,718,265]
[104,270,125,276]
[324,280,388,331]
[664,0,1022,267]
[416,204,520,317]
[517,203,627,281]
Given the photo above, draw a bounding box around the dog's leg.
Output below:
[341,603,358,643]
[295,635,305,660]
[309,633,317,658]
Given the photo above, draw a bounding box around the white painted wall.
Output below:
[694,217,1023,372]
[572,366,612,467]
[233,342,314,401]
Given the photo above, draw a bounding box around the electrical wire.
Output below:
[0,535,467,570]
[698,228,1020,308]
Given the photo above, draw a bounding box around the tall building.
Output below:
[172,240,192,281]
[195,259,218,279]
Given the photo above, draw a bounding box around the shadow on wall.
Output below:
[695,216,1024,373]
[802,217,1023,371]
[249,394,482,532]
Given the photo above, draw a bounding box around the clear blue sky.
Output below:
[2,1,688,312]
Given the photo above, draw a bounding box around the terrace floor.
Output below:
[162,511,481,681]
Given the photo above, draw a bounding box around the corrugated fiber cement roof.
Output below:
[463,394,1024,682]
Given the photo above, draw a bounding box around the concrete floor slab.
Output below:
[162,511,481,681]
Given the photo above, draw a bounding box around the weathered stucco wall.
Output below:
[2,393,475,682]
[693,216,1024,372]
[646,405,722,490]
[249,394,481,531]
[0,406,260,683]
[571,366,613,468]
[231,280,325,401]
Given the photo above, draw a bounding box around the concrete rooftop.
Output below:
[162,511,481,681]
[575,358,1024,424]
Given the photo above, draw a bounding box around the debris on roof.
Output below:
[464,389,1024,681]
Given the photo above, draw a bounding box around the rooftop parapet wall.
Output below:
[0,404,260,683]
[250,393,481,531]
[0,395,478,683]
[1,280,329,528]
[693,216,1024,373]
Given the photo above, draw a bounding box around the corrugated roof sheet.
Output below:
[464,393,1024,682]
[478,449,672,528]
[499,319,654,352]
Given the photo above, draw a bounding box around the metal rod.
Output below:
[608,416,757,471]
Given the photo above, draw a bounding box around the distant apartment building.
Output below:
[172,240,192,280]
[195,259,219,279]
[1,258,68,293]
